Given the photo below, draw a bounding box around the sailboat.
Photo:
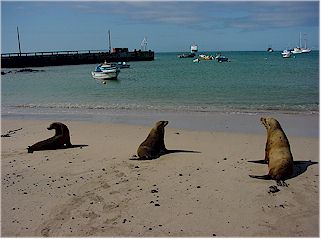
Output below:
[291,32,303,54]
[291,32,312,54]
[301,33,311,53]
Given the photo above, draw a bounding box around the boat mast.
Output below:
[299,32,302,48]
[17,26,22,55]
[108,30,111,53]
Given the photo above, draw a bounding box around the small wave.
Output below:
[8,102,319,116]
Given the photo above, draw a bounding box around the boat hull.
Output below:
[301,48,311,53]
[91,70,119,80]
[291,47,302,54]
[282,53,291,58]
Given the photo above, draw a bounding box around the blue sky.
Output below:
[1,1,319,53]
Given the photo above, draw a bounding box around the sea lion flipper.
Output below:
[249,174,271,180]
[276,180,288,187]
[65,140,72,147]
[129,155,154,160]
[27,146,34,153]
[129,155,139,160]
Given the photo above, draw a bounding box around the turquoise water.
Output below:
[2,51,319,116]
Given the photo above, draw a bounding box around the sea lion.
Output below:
[27,122,72,153]
[48,122,72,147]
[134,121,168,160]
[249,117,294,186]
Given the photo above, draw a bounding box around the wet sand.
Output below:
[1,118,319,237]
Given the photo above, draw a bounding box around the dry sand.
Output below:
[1,119,319,237]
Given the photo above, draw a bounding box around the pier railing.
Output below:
[1,50,109,57]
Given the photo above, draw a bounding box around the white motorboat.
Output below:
[281,49,292,58]
[191,43,198,53]
[91,63,120,80]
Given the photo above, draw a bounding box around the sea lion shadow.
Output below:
[28,144,88,153]
[130,149,201,160]
[248,159,318,179]
[163,149,201,157]
[51,144,89,151]
[247,159,267,164]
[289,160,318,179]
[67,144,89,149]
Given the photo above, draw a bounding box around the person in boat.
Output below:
[95,65,102,72]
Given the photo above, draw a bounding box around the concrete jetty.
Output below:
[1,49,154,68]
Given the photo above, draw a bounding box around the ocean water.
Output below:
[2,51,319,118]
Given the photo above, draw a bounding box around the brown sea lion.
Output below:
[133,121,168,160]
[249,117,294,186]
[27,122,72,153]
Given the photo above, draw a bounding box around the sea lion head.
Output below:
[47,122,63,135]
[155,120,168,129]
[260,117,281,131]
[153,121,168,136]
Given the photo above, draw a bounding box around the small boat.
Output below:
[216,56,228,62]
[215,53,228,62]
[291,47,302,54]
[199,54,214,60]
[178,53,195,58]
[111,62,130,69]
[178,42,198,58]
[281,49,292,58]
[191,42,198,53]
[267,47,274,52]
[91,63,120,80]
[193,58,200,63]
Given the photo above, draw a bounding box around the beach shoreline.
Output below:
[1,117,319,237]
[1,108,319,137]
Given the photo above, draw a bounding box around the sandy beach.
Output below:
[1,117,319,237]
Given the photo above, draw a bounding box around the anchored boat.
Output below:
[178,42,198,58]
[91,62,120,80]
[291,32,312,54]
[281,49,292,58]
